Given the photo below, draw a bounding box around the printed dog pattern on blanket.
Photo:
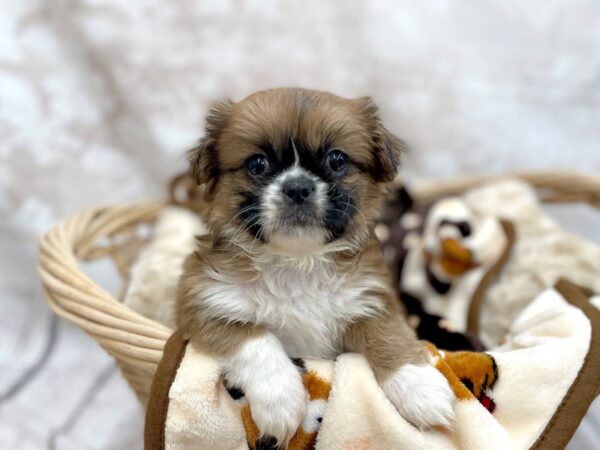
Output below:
[376,185,514,351]
[428,345,498,414]
[224,349,498,450]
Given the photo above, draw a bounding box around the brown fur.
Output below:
[340,239,428,383]
[187,88,404,252]
[176,88,425,394]
[176,241,266,356]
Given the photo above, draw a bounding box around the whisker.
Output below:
[226,204,261,227]
[231,215,260,246]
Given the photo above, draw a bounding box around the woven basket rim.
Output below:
[37,170,600,403]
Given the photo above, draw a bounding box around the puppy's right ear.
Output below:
[187,100,234,200]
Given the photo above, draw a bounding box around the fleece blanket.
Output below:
[377,179,600,349]
[145,279,600,450]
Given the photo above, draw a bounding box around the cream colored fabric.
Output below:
[160,287,591,450]
[165,344,248,450]
[124,206,206,327]
[463,180,600,347]
[489,289,590,447]
[401,179,600,348]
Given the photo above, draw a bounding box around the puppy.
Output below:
[176,88,455,446]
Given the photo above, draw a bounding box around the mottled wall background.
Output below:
[1,1,599,448]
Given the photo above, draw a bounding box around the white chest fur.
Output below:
[202,261,385,359]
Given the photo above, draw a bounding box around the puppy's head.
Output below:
[189,88,404,256]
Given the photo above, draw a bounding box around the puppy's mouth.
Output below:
[260,169,329,240]
[278,205,321,228]
[266,180,325,232]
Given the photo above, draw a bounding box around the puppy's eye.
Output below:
[326,149,348,172]
[245,154,269,176]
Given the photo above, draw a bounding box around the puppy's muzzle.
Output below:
[282,176,316,205]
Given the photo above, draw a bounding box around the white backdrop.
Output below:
[1,1,599,448]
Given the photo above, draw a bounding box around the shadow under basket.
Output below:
[37,171,600,406]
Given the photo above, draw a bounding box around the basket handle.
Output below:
[411,170,600,209]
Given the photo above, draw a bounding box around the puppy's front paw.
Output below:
[248,368,307,446]
[224,334,307,445]
[382,364,455,429]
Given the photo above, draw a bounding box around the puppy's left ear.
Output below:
[187,99,234,201]
[355,97,405,183]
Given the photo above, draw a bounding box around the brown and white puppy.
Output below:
[176,88,454,445]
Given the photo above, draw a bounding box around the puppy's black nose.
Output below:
[282,177,315,204]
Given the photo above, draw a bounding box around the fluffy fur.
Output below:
[223,333,308,443]
[176,88,454,445]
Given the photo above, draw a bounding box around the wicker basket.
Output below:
[37,171,600,406]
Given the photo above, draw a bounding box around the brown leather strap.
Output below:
[144,331,188,450]
[531,279,600,449]
[466,220,517,334]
